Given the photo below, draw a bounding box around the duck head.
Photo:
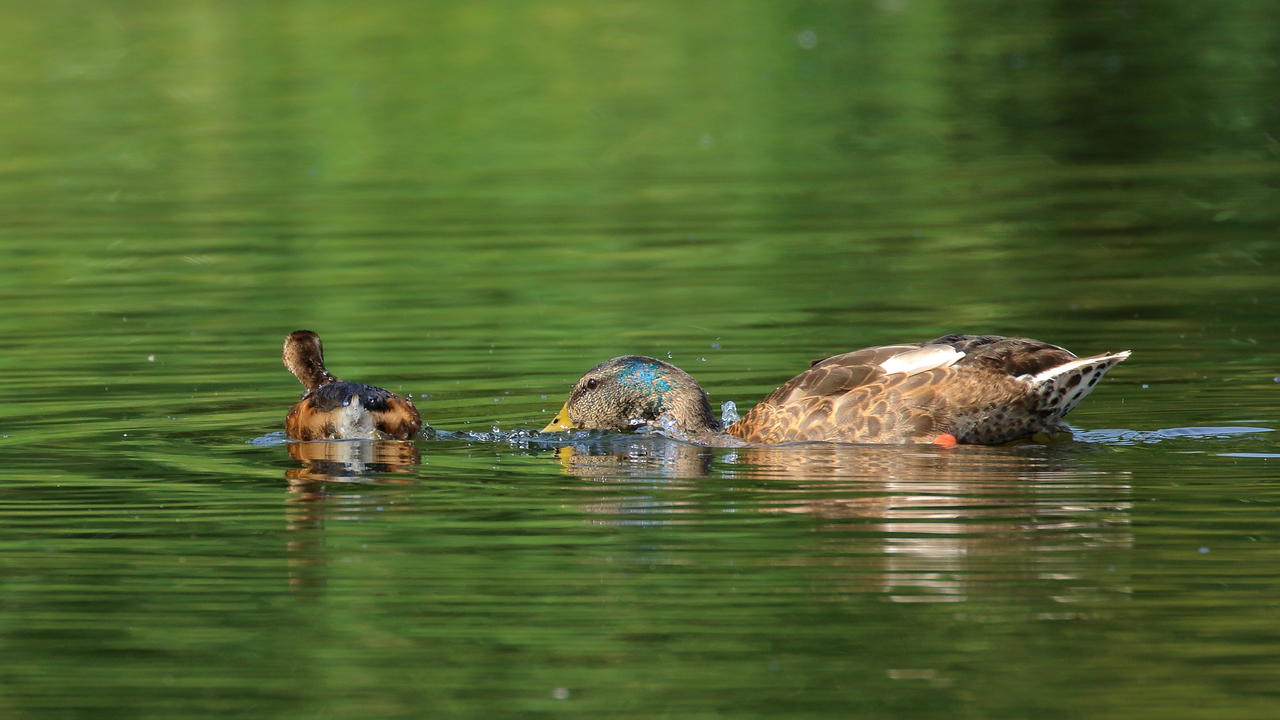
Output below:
[541,355,719,435]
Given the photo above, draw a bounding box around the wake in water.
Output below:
[1073,425,1274,445]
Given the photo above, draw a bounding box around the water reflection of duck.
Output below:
[550,439,1133,603]
[542,334,1129,445]
[282,330,422,440]
[285,438,420,483]
[552,442,715,480]
[282,439,421,594]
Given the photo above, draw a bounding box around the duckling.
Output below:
[540,334,1129,445]
[282,330,422,440]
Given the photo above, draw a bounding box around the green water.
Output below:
[2,2,1279,718]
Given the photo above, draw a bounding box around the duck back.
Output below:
[727,335,1128,445]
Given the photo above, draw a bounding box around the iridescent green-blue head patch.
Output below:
[619,358,672,406]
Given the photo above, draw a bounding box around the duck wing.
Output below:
[925,334,1078,376]
[727,342,969,443]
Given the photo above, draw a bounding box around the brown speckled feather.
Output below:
[728,335,1128,444]
[282,331,422,441]
[285,399,332,441]
[927,334,1077,376]
[369,394,423,440]
[284,384,422,441]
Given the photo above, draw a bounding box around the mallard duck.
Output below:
[281,330,422,440]
[540,334,1130,445]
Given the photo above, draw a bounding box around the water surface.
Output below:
[1,2,1278,718]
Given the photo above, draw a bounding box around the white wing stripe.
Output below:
[878,345,965,376]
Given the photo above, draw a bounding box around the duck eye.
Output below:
[585,378,599,390]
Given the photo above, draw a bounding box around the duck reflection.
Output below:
[285,439,419,483]
[282,439,421,593]
[549,436,1132,604]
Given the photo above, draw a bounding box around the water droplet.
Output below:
[656,416,681,436]
[711,342,721,350]
[666,352,673,359]
[122,433,129,437]
[551,688,570,700]
[492,397,501,403]
[720,400,740,424]
[1141,383,1149,389]
[796,29,817,49]
[539,394,548,399]
[1198,546,1210,554]
[147,354,156,362]
[1273,377,1280,383]
[698,357,707,362]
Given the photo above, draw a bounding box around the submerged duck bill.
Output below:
[540,403,577,433]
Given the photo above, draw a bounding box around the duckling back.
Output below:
[285,381,422,441]
[281,330,422,441]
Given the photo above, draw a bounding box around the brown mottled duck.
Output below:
[540,334,1129,445]
[282,330,422,441]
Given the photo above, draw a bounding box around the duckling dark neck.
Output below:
[283,330,338,391]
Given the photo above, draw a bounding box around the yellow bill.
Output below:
[540,403,577,432]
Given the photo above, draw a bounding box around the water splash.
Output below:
[720,400,740,425]
[654,415,683,437]
[247,431,289,446]
[440,427,558,446]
